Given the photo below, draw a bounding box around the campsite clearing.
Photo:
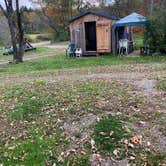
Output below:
[0,47,166,165]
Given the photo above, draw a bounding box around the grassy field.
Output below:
[0,47,166,165]
[0,47,56,61]
[0,53,166,74]
[133,34,144,50]
[0,75,165,165]
[25,33,52,43]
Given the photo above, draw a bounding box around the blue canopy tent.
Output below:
[112,12,148,54]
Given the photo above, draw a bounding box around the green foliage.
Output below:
[93,116,131,158]
[144,7,166,54]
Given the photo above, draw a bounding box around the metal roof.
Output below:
[114,12,148,27]
[68,10,119,23]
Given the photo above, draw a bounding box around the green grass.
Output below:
[133,34,144,49]
[0,129,63,165]
[8,98,44,121]
[0,47,55,61]
[148,153,166,166]
[157,79,166,91]
[25,33,52,43]
[0,77,165,165]
[93,116,131,158]
[0,54,166,74]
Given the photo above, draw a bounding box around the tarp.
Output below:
[114,12,148,27]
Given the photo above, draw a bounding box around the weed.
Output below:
[147,153,166,166]
[157,79,166,91]
[64,154,90,166]
[8,98,44,121]
[93,116,131,158]
[0,129,62,165]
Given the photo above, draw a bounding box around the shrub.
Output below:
[144,7,166,54]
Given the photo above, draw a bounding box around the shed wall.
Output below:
[69,14,115,54]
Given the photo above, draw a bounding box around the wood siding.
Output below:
[69,13,115,54]
[96,22,111,52]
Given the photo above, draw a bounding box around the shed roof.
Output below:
[68,10,118,23]
[114,12,148,27]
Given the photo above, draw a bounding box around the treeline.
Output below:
[22,0,165,44]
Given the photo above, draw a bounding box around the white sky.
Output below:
[0,0,39,8]
[0,0,114,8]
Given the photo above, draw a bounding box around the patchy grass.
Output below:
[157,79,166,91]
[0,54,166,74]
[25,33,52,43]
[0,47,55,61]
[8,98,45,121]
[148,153,166,166]
[0,128,63,165]
[0,66,166,165]
[93,116,131,158]
[133,34,144,50]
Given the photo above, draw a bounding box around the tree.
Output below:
[103,0,141,17]
[0,12,11,47]
[0,0,24,62]
[144,3,166,54]
[34,0,73,41]
[34,0,99,41]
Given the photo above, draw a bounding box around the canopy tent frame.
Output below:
[112,12,148,54]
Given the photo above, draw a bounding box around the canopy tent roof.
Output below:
[114,12,148,27]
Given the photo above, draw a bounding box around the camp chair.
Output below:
[119,39,129,55]
[66,43,76,57]
[75,48,82,57]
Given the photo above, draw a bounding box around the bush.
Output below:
[144,7,166,54]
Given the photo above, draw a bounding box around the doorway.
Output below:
[85,22,97,51]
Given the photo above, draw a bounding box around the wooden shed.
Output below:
[68,10,118,55]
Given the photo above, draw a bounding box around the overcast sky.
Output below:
[0,0,39,8]
[0,0,114,8]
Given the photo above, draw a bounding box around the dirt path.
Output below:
[0,50,64,65]
[0,42,67,65]
[0,63,165,85]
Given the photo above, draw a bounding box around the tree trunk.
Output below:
[7,14,18,61]
[0,0,24,63]
[16,0,24,62]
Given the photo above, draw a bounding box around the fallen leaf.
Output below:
[113,149,119,156]
[110,131,114,136]
[99,132,107,136]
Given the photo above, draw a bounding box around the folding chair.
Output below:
[66,43,76,57]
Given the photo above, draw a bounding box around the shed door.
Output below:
[96,23,111,52]
[85,22,97,51]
